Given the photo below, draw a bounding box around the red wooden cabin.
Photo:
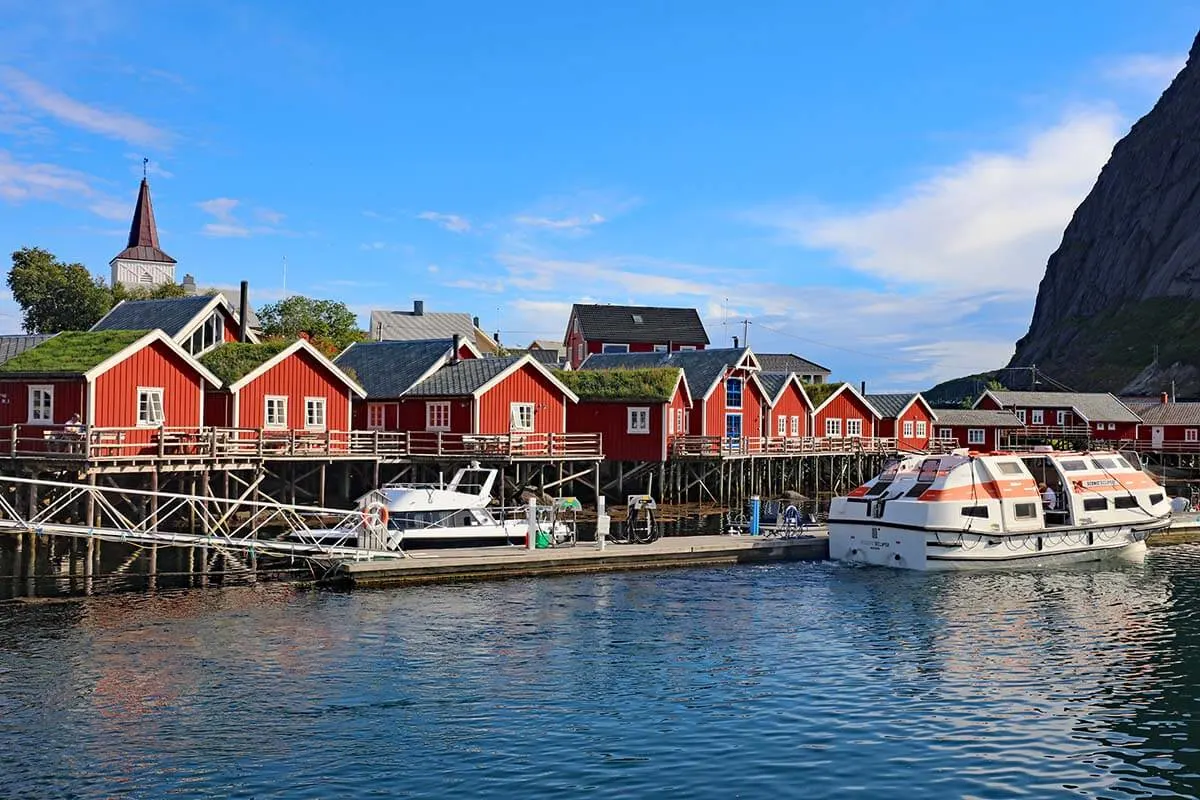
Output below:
[200,339,365,433]
[929,409,1024,451]
[565,304,709,369]
[0,330,221,454]
[867,392,936,451]
[974,390,1140,440]
[810,383,881,441]
[1123,395,1200,451]
[759,373,814,439]
[562,368,692,462]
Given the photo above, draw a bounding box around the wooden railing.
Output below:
[670,435,901,458]
[4,425,604,462]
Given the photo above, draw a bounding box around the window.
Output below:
[1056,410,1068,426]
[1114,496,1139,509]
[627,406,650,434]
[777,415,787,436]
[601,343,629,354]
[726,377,743,409]
[810,375,824,384]
[264,396,288,429]
[668,411,675,435]
[1014,502,1038,519]
[1096,422,1106,431]
[187,311,226,355]
[678,345,697,351]
[967,428,985,445]
[367,403,385,430]
[961,505,989,518]
[426,401,451,431]
[28,385,53,423]
[826,418,841,437]
[575,343,584,363]
[304,397,326,430]
[1188,429,1199,442]
[1107,422,1116,430]
[653,344,668,352]
[1091,457,1117,470]
[137,387,164,426]
[139,270,154,283]
[916,421,926,438]
[903,420,914,438]
[1015,409,1026,424]
[1060,459,1087,472]
[996,461,1023,475]
[632,314,644,325]
[676,408,688,434]
[1150,492,1164,504]
[725,413,742,440]
[846,418,863,437]
[790,416,800,436]
[1031,410,1044,425]
[937,427,953,439]
[510,402,535,432]
[1083,498,1107,511]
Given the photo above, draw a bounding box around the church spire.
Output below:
[113,176,176,265]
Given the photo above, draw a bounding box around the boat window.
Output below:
[906,482,932,498]
[1150,492,1164,504]
[1083,498,1107,511]
[917,459,941,483]
[1060,459,1088,472]
[1013,502,1037,520]
[1091,457,1118,470]
[1115,457,1132,469]
[961,505,989,518]
[995,461,1023,475]
[1114,496,1139,509]
[865,481,892,497]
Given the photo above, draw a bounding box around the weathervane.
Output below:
[143,157,149,179]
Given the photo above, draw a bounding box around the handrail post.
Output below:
[9,424,15,458]
[258,428,265,458]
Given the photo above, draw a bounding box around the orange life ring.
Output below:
[362,503,389,528]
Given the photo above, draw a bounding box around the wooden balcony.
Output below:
[4,425,604,465]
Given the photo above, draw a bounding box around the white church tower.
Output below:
[110,177,177,289]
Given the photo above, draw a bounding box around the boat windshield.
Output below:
[388,509,490,530]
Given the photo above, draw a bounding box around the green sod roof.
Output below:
[803,381,843,407]
[0,330,149,375]
[198,341,291,385]
[554,367,681,401]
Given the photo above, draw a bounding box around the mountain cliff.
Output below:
[1010,31,1200,394]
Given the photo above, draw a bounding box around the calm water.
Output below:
[3,549,1200,799]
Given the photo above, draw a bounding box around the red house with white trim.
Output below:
[867,392,936,451]
[200,339,365,433]
[758,373,813,439]
[565,304,709,369]
[1122,395,1200,451]
[930,408,1025,452]
[974,390,1140,441]
[562,368,692,462]
[810,383,881,442]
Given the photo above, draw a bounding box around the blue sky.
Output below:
[0,1,1196,389]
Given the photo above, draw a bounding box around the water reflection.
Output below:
[4,551,1200,797]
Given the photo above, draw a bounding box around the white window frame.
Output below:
[653,344,668,353]
[27,384,53,424]
[601,343,629,354]
[1187,428,1199,443]
[967,428,986,445]
[915,421,926,437]
[825,417,841,437]
[777,415,787,436]
[1031,409,1044,425]
[677,345,697,351]
[1107,422,1116,430]
[264,395,288,429]
[937,427,953,439]
[136,387,165,427]
[1056,410,1068,426]
[1015,409,1026,424]
[902,420,914,438]
[366,403,386,431]
[846,418,863,437]
[426,401,451,432]
[627,406,650,435]
[726,377,743,410]
[510,402,535,432]
[677,408,687,434]
[304,397,326,431]
[790,415,800,436]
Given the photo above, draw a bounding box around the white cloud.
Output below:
[416,210,471,232]
[126,154,173,179]
[754,109,1123,296]
[0,67,172,147]
[1103,53,1185,88]
[513,212,606,234]
[445,278,505,293]
[197,197,288,237]
[0,148,127,219]
[255,207,286,225]
[360,241,387,251]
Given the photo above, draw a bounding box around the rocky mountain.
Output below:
[1010,31,1200,395]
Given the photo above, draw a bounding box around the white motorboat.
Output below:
[828,448,1171,570]
[295,463,576,551]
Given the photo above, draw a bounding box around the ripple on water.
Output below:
[3,551,1200,798]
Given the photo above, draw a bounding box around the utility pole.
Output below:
[739,319,751,347]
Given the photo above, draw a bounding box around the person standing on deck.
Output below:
[1039,482,1057,510]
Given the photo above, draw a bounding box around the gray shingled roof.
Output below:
[757,372,791,403]
[371,309,478,341]
[0,334,56,366]
[932,409,1025,427]
[1122,398,1200,425]
[572,304,709,345]
[756,353,831,374]
[334,339,454,398]
[580,348,750,398]
[507,348,562,365]
[866,393,919,419]
[406,356,522,396]
[91,296,216,337]
[983,390,1140,423]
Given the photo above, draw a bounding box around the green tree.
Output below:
[7,247,112,333]
[257,295,365,354]
[112,281,188,302]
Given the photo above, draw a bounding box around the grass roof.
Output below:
[199,341,291,385]
[0,330,149,375]
[802,381,843,407]
[554,367,681,401]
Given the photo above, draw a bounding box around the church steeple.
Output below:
[110,175,177,289]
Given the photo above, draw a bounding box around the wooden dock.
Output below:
[326,533,830,588]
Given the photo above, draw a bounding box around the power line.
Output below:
[753,321,929,366]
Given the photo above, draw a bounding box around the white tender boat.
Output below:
[828,448,1171,570]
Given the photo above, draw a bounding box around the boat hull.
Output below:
[828,521,1164,571]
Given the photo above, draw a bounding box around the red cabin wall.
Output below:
[933,424,1010,452]
[771,386,810,437]
[93,340,204,428]
[813,390,877,439]
[703,369,762,439]
[0,379,85,426]
[667,385,691,438]
[205,390,232,426]
[477,366,566,434]
[234,349,351,431]
[567,401,666,461]
[896,402,934,450]
[394,398,473,433]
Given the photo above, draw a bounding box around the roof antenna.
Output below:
[282,255,288,296]
[142,157,149,180]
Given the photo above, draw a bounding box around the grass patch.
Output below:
[199,341,291,385]
[802,381,842,406]
[554,367,680,401]
[0,330,149,374]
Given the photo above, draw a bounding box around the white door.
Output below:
[1152,426,1164,448]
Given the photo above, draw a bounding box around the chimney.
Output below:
[732,335,739,348]
[413,299,425,316]
[494,330,501,344]
[376,322,383,341]
[472,315,480,329]
[451,333,463,365]
[182,274,197,295]
[1161,392,1169,405]
[861,381,866,395]
[239,280,250,343]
